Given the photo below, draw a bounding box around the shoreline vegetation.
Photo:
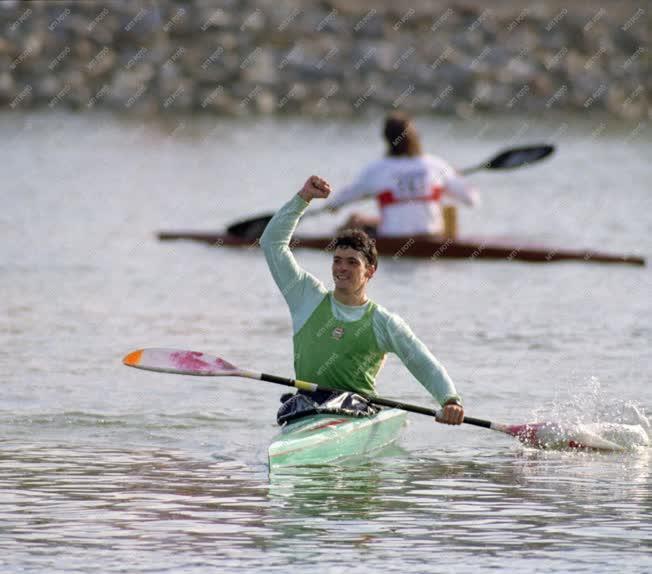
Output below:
[1,1,648,119]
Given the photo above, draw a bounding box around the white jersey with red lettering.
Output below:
[328,155,478,236]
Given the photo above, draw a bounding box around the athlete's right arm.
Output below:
[260,178,329,333]
[429,156,479,207]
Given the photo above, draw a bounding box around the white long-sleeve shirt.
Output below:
[259,194,462,406]
[328,155,478,236]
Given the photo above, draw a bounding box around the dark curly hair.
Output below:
[333,229,378,269]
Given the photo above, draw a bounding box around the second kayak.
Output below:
[157,231,645,266]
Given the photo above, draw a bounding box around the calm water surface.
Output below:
[1,112,650,573]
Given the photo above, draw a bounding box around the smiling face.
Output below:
[332,247,376,295]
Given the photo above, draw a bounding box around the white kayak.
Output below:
[268,408,408,468]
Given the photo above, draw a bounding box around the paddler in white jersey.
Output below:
[260,175,464,426]
[326,112,478,236]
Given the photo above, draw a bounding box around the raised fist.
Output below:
[298,175,332,202]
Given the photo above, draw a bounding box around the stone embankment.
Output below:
[1,1,648,118]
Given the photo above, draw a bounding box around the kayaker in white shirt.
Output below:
[326,112,479,236]
[260,175,464,426]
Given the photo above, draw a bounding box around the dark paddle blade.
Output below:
[226,214,274,238]
[461,144,555,174]
[226,205,329,238]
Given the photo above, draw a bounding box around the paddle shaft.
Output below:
[260,372,491,429]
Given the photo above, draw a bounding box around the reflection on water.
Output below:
[1,442,649,573]
[269,460,391,520]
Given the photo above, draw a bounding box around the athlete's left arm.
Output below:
[373,310,463,408]
[325,162,380,210]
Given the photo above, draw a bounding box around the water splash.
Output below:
[528,377,649,450]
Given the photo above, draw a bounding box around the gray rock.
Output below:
[0,71,16,98]
[241,47,277,84]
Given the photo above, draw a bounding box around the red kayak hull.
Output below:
[157,231,645,266]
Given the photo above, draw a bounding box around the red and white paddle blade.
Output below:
[123,348,240,376]
[576,423,649,449]
[502,422,644,451]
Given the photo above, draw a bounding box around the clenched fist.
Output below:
[436,403,464,425]
[298,175,332,202]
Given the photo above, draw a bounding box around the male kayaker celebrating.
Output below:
[260,175,464,426]
[326,112,478,236]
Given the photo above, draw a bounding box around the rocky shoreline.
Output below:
[1,1,648,118]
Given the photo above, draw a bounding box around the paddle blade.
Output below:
[226,214,274,239]
[486,145,555,170]
[226,206,328,239]
[502,421,647,451]
[123,348,241,377]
